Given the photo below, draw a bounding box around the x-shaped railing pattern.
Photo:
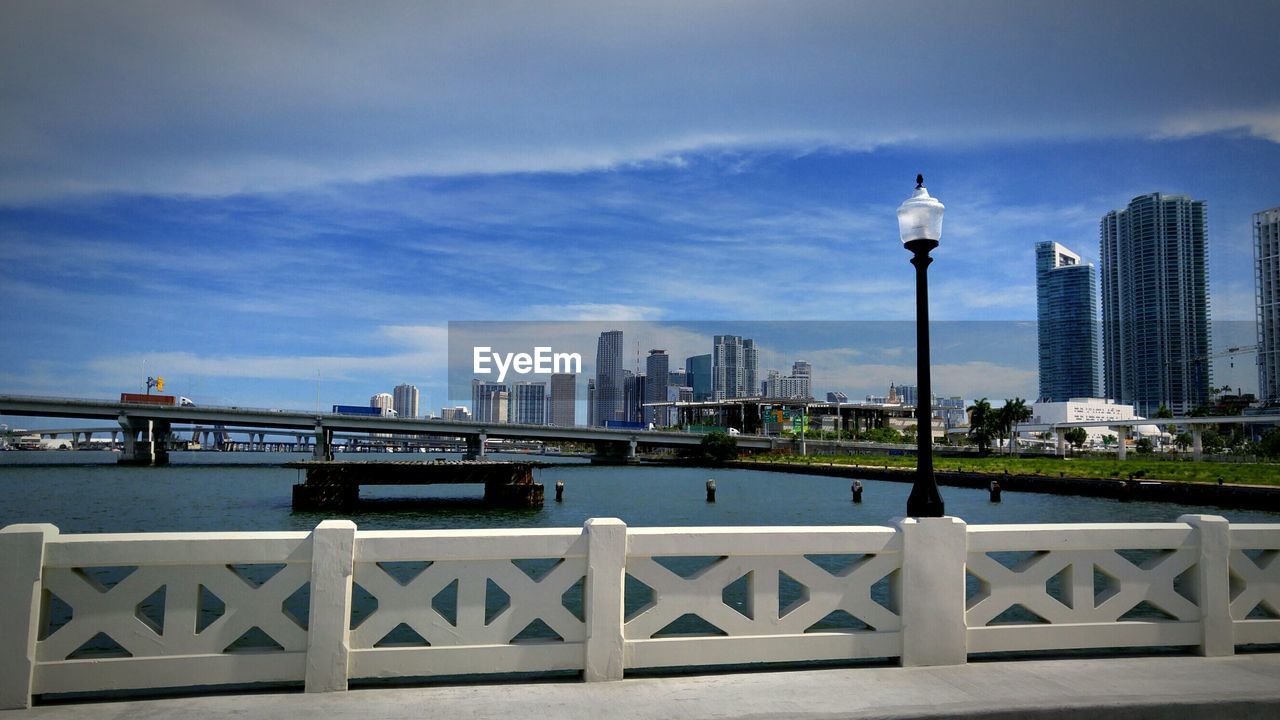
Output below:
[350,558,587,649]
[624,553,900,639]
[966,548,1200,627]
[1230,549,1279,619]
[38,563,310,661]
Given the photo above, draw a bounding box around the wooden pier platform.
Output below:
[285,460,546,510]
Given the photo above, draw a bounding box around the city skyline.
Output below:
[1,3,1277,418]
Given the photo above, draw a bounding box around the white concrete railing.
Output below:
[1,515,1277,709]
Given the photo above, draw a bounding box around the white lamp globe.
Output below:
[897,175,945,245]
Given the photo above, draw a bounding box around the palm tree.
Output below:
[967,398,995,455]
[1005,397,1032,456]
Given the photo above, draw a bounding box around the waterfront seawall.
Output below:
[735,460,1280,511]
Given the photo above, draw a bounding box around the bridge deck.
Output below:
[9,654,1279,719]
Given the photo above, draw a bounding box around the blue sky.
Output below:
[1,1,1277,420]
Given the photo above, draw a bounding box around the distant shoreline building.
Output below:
[370,392,396,417]
[713,335,757,399]
[645,349,669,426]
[509,381,546,425]
[549,373,576,426]
[686,354,712,401]
[392,383,419,420]
[1257,207,1280,404]
[471,380,508,423]
[1036,241,1100,402]
[1100,193,1210,415]
[594,330,624,426]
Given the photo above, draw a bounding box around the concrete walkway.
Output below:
[4,654,1280,720]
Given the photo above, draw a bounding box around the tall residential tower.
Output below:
[392,383,419,419]
[1100,193,1210,415]
[1035,241,1100,402]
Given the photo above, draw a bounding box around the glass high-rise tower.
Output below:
[1256,207,1280,404]
[1035,242,1100,402]
[1100,193,1210,415]
[594,330,624,426]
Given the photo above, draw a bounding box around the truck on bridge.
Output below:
[120,393,194,407]
[332,404,384,416]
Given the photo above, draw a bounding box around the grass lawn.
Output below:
[745,452,1280,487]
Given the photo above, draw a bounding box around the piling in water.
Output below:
[706,478,716,503]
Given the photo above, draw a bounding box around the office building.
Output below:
[440,406,470,422]
[686,354,712,400]
[471,380,509,423]
[827,391,849,403]
[586,379,595,427]
[624,372,646,424]
[594,330,624,426]
[645,349,669,425]
[392,384,419,420]
[1257,207,1280,403]
[713,335,758,399]
[509,381,546,425]
[1101,193,1210,415]
[896,384,918,408]
[1036,241,1100,402]
[549,373,576,426]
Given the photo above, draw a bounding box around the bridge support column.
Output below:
[1055,429,1067,457]
[1192,425,1204,461]
[116,416,169,466]
[465,433,487,460]
[1116,427,1128,461]
[627,439,637,462]
[313,426,333,461]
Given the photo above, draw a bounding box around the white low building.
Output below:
[1028,397,1162,445]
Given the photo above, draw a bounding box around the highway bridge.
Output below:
[0,395,782,465]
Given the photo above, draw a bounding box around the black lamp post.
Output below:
[898,174,945,517]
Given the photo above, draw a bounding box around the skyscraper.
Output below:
[1100,193,1210,415]
[594,330,624,426]
[509,381,546,425]
[471,380,509,423]
[549,373,576,426]
[713,335,757,399]
[1036,241,1100,402]
[686,354,712,401]
[586,379,596,427]
[392,383,419,419]
[645,349,669,426]
[1257,207,1280,403]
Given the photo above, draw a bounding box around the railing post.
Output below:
[0,524,57,710]
[895,516,967,667]
[584,518,627,681]
[305,520,357,693]
[1179,514,1233,656]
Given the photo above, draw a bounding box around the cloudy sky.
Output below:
[1,1,1277,418]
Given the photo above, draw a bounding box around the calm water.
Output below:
[2,450,1277,533]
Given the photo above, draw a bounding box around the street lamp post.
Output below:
[898,174,945,517]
